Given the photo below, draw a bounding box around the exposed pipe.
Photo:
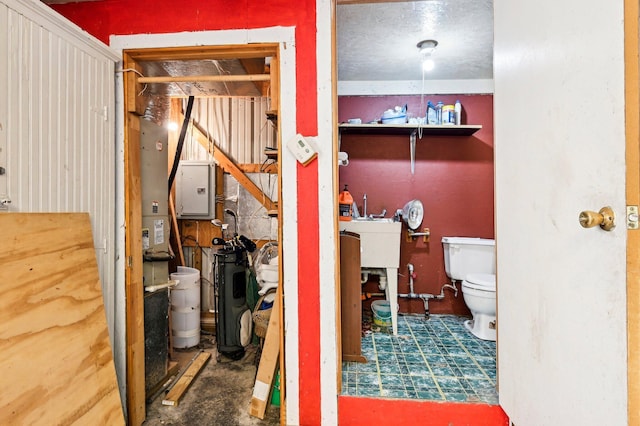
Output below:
[397,264,459,319]
[419,294,433,320]
[441,279,459,298]
[144,279,179,293]
[378,275,387,291]
[360,268,388,289]
[408,263,416,295]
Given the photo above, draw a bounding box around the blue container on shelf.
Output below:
[381,105,407,124]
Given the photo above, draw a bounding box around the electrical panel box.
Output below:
[175,161,216,220]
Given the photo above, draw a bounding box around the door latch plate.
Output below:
[627,206,639,229]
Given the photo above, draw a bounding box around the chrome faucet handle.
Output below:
[369,209,387,219]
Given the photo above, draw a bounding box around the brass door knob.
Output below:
[579,206,615,231]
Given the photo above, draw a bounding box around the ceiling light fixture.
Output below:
[417,39,438,72]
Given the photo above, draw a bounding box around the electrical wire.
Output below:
[116,68,148,96]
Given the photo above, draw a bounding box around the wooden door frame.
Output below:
[121,44,281,425]
[625,0,639,423]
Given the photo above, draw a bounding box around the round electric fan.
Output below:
[401,200,424,231]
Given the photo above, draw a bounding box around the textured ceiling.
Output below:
[337,0,494,82]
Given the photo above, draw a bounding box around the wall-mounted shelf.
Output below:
[338,123,482,136]
[338,123,483,174]
[264,147,278,160]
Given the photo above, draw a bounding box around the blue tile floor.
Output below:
[342,314,499,404]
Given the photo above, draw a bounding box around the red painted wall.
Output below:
[339,396,509,426]
[49,1,322,422]
[339,95,494,315]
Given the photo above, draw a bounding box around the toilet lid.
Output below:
[463,273,496,291]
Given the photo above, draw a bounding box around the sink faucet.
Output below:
[363,193,367,218]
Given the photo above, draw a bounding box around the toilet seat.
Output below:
[463,273,496,291]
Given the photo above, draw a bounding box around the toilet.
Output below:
[442,237,496,341]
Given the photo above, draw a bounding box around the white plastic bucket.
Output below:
[170,266,201,348]
[371,300,392,327]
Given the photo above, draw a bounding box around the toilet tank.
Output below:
[442,237,495,281]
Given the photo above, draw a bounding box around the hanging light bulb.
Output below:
[417,39,438,72]
[422,58,435,72]
[167,121,179,131]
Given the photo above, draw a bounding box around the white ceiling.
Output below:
[337,0,494,94]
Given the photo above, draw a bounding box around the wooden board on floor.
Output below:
[0,213,124,426]
[146,361,180,403]
[249,289,281,419]
[162,351,211,406]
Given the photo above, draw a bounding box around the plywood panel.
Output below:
[0,213,124,425]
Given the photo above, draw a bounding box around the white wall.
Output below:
[186,97,277,164]
[0,0,122,405]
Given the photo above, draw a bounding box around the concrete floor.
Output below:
[143,337,280,425]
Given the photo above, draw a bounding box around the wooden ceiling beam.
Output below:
[126,44,279,62]
[138,74,270,84]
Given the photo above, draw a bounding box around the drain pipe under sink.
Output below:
[360,268,389,290]
[398,263,459,320]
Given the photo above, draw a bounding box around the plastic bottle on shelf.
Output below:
[426,101,437,125]
[435,101,443,125]
[338,185,353,221]
[442,104,455,125]
[454,100,462,125]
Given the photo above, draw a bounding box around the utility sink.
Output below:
[339,217,402,335]
[339,218,401,268]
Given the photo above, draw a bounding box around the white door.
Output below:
[494,1,627,425]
